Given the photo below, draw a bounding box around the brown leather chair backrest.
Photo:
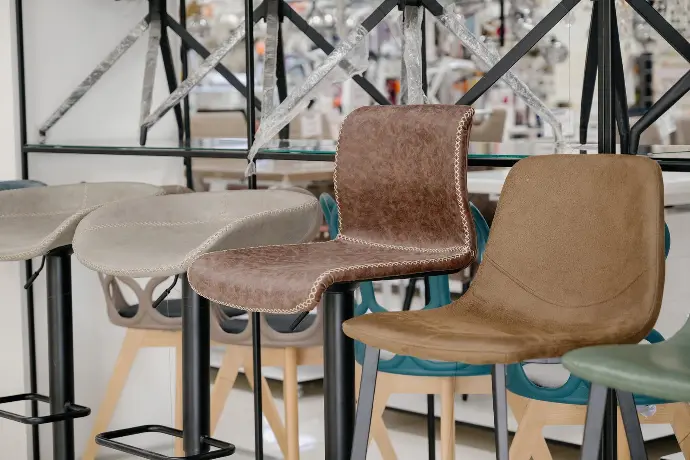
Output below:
[335,105,477,253]
[468,154,665,339]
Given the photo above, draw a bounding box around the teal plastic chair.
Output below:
[320,193,492,377]
[0,180,45,191]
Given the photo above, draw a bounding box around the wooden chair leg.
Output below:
[370,377,396,460]
[283,348,300,460]
[355,364,396,459]
[441,377,456,460]
[507,395,554,460]
[210,346,243,433]
[671,403,690,458]
[174,334,184,456]
[617,410,631,460]
[244,354,289,457]
[83,329,145,460]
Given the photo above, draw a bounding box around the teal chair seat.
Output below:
[320,193,492,377]
[0,180,45,191]
[506,222,672,406]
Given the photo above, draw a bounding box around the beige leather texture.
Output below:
[343,154,665,364]
[74,190,321,277]
[0,182,165,261]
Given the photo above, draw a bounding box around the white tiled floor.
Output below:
[210,377,682,460]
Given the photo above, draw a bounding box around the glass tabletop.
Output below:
[23,137,690,162]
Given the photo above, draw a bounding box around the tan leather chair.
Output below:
[343,154,665,459]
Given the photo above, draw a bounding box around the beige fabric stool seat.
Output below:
[73,190,321,277]
[0,182,165,261]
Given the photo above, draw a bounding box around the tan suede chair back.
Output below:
[335,104,477,252]
[468,154,665,345]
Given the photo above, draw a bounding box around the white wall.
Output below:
[19,0,188,457]
[0,0,32,458]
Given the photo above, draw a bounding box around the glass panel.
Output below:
[26,137,690,160]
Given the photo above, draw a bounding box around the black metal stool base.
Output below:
[96,425,235,460]
[0,393,90,425]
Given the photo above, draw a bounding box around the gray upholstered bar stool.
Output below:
[72,189,321,459]
[0,182,165,460]
[210,302,324,460]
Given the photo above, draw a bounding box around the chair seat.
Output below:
[187,238,474,314]
[343,278,655,366]
[0,183,164,261]
[73,190,320,277]
[563,341,690,402]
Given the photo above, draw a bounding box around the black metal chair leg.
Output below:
[159,20,184,142]
[630,70,690,153]
[427,395,436,460]
[580,5,598,145]
[617,391,648,460]
[581,384,608,460]
[601,389,618,460]
[47,248,76,460]
[182,280,211,456]
[351,346,381,460]
[401,278,418,312]
[251,311,264,459]
[323,284,357,460]
[492,364,509,460]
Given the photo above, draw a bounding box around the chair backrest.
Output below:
[506,223,671,406]
[470,154,665,339]
[335,105,477,253]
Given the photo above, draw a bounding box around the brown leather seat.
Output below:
[188,105,478,313]
[343,154,666,364]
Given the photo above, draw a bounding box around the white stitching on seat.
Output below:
[0,184,166,262]
[74,200,318,276]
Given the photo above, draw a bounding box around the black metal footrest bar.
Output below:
[0,393,90,425]
[96,425,235,460]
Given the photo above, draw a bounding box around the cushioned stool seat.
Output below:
[564,335,690,403]
[189,239,474,314]
[74,190,320,277]
[0,182,164,261]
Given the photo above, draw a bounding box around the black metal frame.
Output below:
[0,247,91,460]
[323,283,357,460]
[582,384,648,460]
[12,0,690,458]
[94,278,235,459]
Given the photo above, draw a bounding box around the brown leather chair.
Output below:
[187,105,479,459]
[343,154,665,460]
